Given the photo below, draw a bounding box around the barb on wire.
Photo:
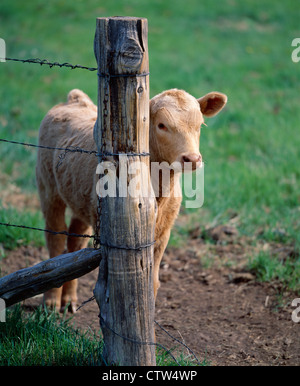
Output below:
[76,295,96,312]
[4,57,97,71]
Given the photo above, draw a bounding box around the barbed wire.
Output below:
[77,297,202,366]
[99,314,181,366]
[0,222,94,239]
[4,57,97,71]
[3,57,150,79]
[154,320,202,365]
[0,138,98,154]
[0,137,150,171]
[0,138,150,158]
[0,222,155,253]
[76,296,202,365]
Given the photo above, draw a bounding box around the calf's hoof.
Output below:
[60,300,77,314]
[43,290,62,312]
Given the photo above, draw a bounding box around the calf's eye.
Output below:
[158,123,167,130]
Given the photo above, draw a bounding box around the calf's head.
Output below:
[149,89,227,170]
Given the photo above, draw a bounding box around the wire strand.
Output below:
[0,138,150,158]
[99,314,181,366]
[4,57,97,71]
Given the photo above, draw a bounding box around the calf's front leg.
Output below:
[153,228,171,301]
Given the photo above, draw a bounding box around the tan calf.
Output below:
[36,88,227,312]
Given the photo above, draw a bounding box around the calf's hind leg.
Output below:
[42,198,67,311]
[61,217,93,313]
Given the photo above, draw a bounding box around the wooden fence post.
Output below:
[93,17,156,366]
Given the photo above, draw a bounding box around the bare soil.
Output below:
[1,225,299,366]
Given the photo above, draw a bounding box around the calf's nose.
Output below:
[181,153,202,170]
[181,153,202,164]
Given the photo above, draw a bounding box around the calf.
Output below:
[36,88,227,312]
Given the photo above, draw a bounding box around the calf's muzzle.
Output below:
[181,153,202,170]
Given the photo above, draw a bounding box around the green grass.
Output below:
[0,202,45,249]
[247,251,300,292]
[0,305,104,366]
[0,305,203,366]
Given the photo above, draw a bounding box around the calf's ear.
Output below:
[198,92,227,117]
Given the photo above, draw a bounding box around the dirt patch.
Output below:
[1,230,299,366]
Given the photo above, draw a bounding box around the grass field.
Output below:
[0,0,299,365]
